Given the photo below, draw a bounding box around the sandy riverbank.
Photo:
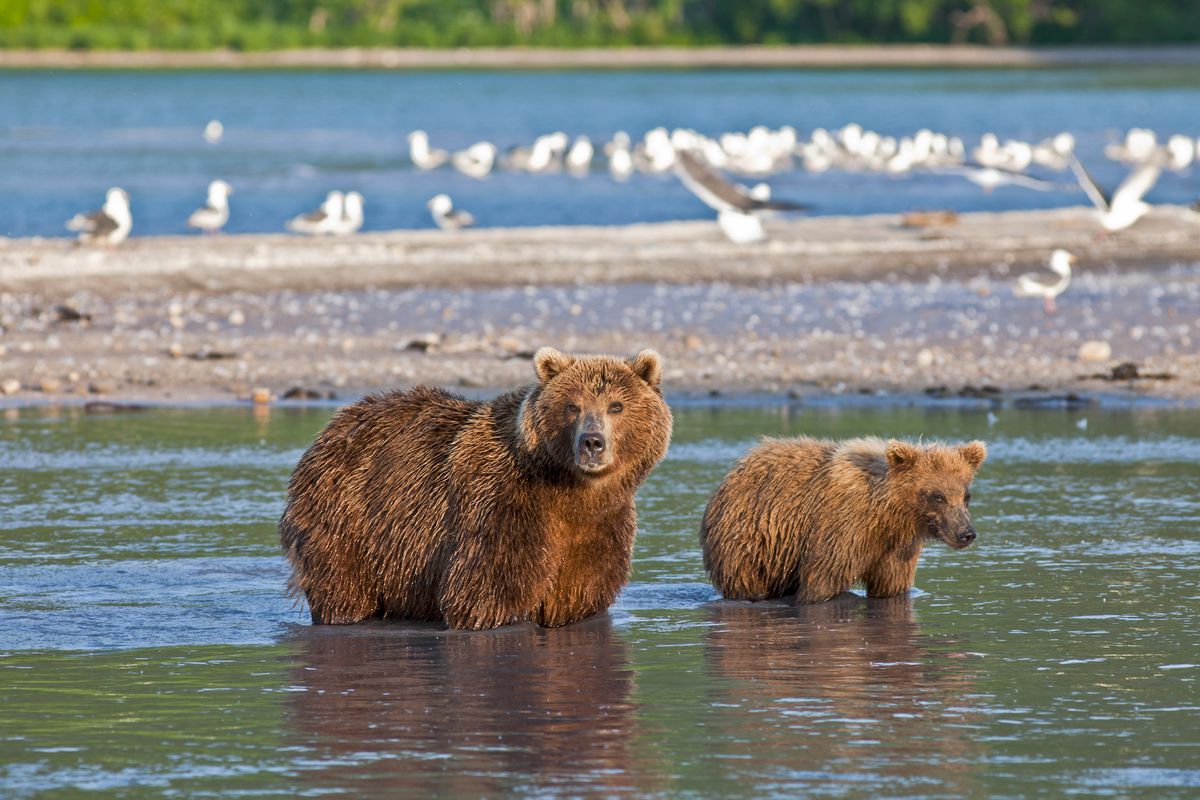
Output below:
[3,45,1200,70]
[1,207,1198,407]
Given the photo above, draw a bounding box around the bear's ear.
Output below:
[885,440,920,471]
[533,347,574,383]
[958,440,987,470]
[627,349,663,389]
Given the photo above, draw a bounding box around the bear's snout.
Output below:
[574,414,612,473]
[954,527,977,548]
[579,432,606,457]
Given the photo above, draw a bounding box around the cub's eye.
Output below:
[930,491,947,505]
[608,402,624,414]
[566,403,581,415]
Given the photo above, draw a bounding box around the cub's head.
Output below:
[522,347,672,479]
[886,440,987,549]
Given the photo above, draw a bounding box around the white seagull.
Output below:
[1068,153,1161,232]
[66,187,132,246]
[408,130,449,170]
[187,179,232,234]
[1015,248,1076,314]
[566,135,594,175]
[203,120,224,144]
[605,131,634,181]
[428,194,474,231]
[452,141,497,180]
[286,191,344,236]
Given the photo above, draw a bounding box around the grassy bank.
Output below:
[2,1,1199,52]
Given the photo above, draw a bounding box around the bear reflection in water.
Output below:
[703,595,983,794]
[284,615,650,796]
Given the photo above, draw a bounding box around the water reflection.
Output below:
[703,595,983,795]
[284,615,644,796]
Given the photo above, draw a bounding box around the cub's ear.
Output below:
[533,347,575,383]
[958,440,987,470]
[885,440,920,471]
[628,349,663,389]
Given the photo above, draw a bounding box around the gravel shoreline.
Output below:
[1,207,1198,407]
[4,45,1200,70]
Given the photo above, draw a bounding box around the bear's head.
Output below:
[886,440,987,549]
[521,347,672,479]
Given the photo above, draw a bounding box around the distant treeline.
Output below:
[2,1,1199,50]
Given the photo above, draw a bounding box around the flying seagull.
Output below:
[1067,153,1161,232]
[674,150,809,214]
[942,164,1059,193]
[1015,248,1076,314]
[286,191,344,236]
[66,187,132,246]
[428,193,474,231]
[187,179,232,234]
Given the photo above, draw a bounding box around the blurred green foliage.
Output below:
[1,0,1198,50]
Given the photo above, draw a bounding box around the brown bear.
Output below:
[700,436,986,603]
[279,347,672,630]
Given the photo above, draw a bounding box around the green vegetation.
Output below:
[0,1,1198,51]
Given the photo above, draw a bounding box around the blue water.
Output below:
[2,67,1199,237]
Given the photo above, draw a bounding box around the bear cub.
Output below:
[280,347,673,630]
[700,436,986,603]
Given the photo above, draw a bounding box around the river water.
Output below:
[2,403,1198,796]
[3,66,1200,237]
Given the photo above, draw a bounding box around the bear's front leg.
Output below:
[863,545,923,598]
[437,517,557,630]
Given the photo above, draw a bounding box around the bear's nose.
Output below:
[579,432,606,458]
[957,530,976,547]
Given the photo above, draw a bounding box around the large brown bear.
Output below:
[700,436,986,603]
[279,347,672,629]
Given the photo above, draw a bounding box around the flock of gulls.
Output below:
[65,122,1194,308]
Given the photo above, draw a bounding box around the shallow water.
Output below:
[1,404,1198,796]
[3,67,1200,237]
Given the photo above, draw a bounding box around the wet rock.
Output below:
[402,332,441,353]
[1111,361,1140,380]
[0,378,19,395]
[282,386,323,400]
[89,381,116,395]
[52,304,92,324]
[39,378,62,393]
[250,387,272,405]
[189,347,238,360]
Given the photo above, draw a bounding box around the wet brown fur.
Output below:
[700,436,986,603]
[279,348,672,629]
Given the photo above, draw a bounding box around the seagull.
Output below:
[1067,153,1161,232]
[286,191,344,236]
[66,187,132,246]
[673,149,809,216]
[203,120,224,144]
[187,179,232,234]
[408,130,449,170]
[452,141,497,180]
[428,194,474,231]
[605,132,634,181]
[1015,248,1076,314]
[565,135,594,175]
[337,191,364,235]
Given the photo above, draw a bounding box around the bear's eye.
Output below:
[929,491,947,505]
[608,402,624,414]
[566,403,581,415]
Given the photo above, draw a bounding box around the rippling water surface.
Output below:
[3,67,1200,237]
[2,404,1198,796]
